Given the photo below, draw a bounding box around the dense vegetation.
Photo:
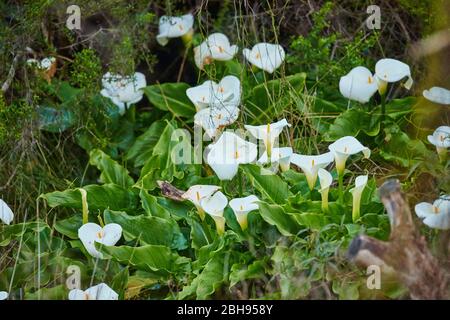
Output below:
[0,0,448,300]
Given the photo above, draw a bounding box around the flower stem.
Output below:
[338,172,344,203]
[238,170,243,196]
[380,94,386,134]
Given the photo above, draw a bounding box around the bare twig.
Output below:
[1,54,21,93]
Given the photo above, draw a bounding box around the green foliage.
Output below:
[1,0,445,301]
[0,94,32,146]
[70,49,102,90]
[288,2,377,92]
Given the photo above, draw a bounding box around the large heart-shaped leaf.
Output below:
[143,82,195,118]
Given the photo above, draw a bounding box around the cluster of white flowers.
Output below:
[339,58,413,103]
[157,13,285,73]
[182,185,259,233]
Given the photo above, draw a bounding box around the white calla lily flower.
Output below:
[194,33,238,69]
[328,136,371,176]
[375,58,413,94]
[187,75,241,110]
[428,126,450,148]
[427,126,450,161]
[415,197,450,230]
[243,43,285,73]
[78,223,122,259]
[200,191,228,235]
[290,152,334,190]
[182,185,221,220]
[194,105,240,139]
[339,66,378,103]
[156,14,194,46]
[257,147,293,172]
[0,291,8,300]
[68,283,119,300]
[318,168,333,212]
[245,119,291,158]
[423,87,450,105]
[206,132,258,180]
[100,72,146,115]
[27,57,56,71]
[229,195,259,230]
[350,175,368,222]
[186,80,217,111]
[0,199,14,225]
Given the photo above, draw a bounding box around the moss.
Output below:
[70,49,102,90]
[0,94,32,147]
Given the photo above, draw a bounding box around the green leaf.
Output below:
[103,210,187,250]
[0,222,47,247]
[126,120,167,167]
[40,184,137,212]
[258,202,301,236]
[241,164,290,204]
[325,108,380,141]
[89,149,134,188]
[385,97,416,120]
[249,72,306,109]
[98,244,191,277]
[54,215,82,239]
[139,189,171,219]
[136,120,185,190]
[179,254,226,299]
[25,285,68,300]
[143,82,195,118]
[379,124,428,167]
[111,267,129,300]
[229,259,267,287]
[293,212,329,230]
[37,105,76,132]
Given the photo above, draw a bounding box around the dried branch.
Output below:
[1,54,21,93]
[157,180,185,201]
[347,179,449,299]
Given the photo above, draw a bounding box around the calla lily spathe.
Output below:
[415,197,450,230]
[100,72,147,115]
[428,126,450,161]
[318,168,333,212]
[206,132,258,180]
[194,33,238,69]
[375,58,413,94]
[350,175,368,222]
[339,66,378,103]
[194,105,240,139]
[187,75,241,110]
[245,119,291,158]
[27,57,56,71]
[328,136,371,176]
[0,291,8,300]
[428,126,450,148]
[423,87,450,105]
[257,147,293,172]
[0,199,14,225]
[200,191,228,235]
[229,195,259,230]
[78,223,122,259]
[68,283,119,300]
[243,43,285,73]
[182,185,221,220]
[290,152,334,190]
[156,14,194,46]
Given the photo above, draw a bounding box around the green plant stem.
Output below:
[338,172,344,203]
[238,170,243,196]
[380,94,386,134]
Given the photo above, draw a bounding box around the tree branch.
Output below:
[347,179,449,299]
